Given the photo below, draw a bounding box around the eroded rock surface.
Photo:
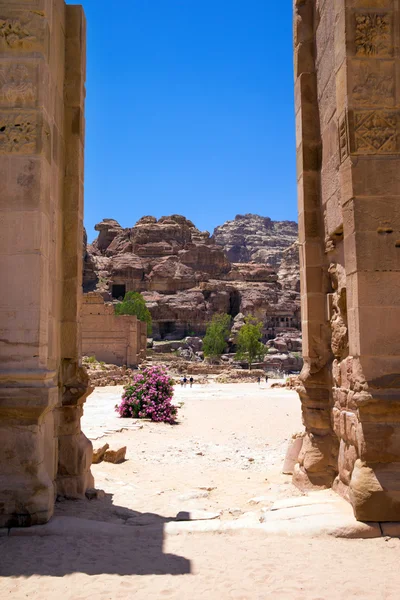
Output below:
[83,215,301,344]
[213,214,298,269]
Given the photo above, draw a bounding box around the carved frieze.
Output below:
[0,64,37,107]
[352,61,394,107]
[0,110,50,156]
[0,18,36,48]
[355,13,392,57]
[0,111,36,153]
[353,110,398,154]
[0,12,46,53]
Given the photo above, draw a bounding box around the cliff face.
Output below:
[278,242,300,293]
[213,214,298,268]
[83,214,300,341]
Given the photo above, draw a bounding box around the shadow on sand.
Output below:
[0,494,191,578]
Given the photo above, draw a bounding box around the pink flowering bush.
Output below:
[116,366,177,424]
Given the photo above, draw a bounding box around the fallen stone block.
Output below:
[92,443,109,464]
[282,436,304,475]
[270,490,336,512]
[104,447,127,464]
[259,514,381,538]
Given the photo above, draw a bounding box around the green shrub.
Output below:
[235,315,266,370]
[115,291,152,334]
[85,355,97,364]
[203,313,231,360]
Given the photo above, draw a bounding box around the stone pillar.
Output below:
[0,0,92,528]
[293,0,339,491]
[294,0,400,521]
[56,5,93,499]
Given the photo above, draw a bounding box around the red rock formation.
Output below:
[83,215,301,342]
[213,214,298,268]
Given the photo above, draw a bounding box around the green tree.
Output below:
[203,313,231,361]
[235,315,266,370]
[115,291,152,334]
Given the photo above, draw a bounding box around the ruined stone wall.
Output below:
[81,293,147,367]
[0,0,92,527]
[294,0,400,521]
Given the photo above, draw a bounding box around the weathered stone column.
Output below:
[293,0,339,491]
[336,0,400,521]
[294,0,400,521]
[0,0,92,527]
[56,5,93,499]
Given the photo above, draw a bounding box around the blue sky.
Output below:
[68,1,296,241]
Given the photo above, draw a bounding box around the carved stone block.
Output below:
[354,13,392,57]
[0,110,50,157]
[352,110,398,155]
[0,110,36,153]
[0,10,48,54]
[351,60,395,107]
[0,62,38,108]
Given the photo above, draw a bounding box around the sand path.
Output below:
[80,382,304,520]
[1,382,400,598]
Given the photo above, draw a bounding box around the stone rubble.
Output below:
[92,443,110,464]
[103,447,127,464]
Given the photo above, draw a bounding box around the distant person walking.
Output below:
[189,376,194,388]
[183,376,187,388]
[257,376,261,386]
[265,375,269,385]
[180,377,184,387]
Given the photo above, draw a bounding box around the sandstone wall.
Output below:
[0,0,92,527]
[295,0,400,521]
[81,293,147,367]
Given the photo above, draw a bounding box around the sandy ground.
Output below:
[80,382,305,521]
[1,382,400,599]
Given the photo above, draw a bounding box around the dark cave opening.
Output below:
[159,321,176,340]
[228,290,241,319]
[112,284,126,300]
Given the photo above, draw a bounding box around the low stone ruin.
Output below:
[83,358,137,387]
[81,292,147,367]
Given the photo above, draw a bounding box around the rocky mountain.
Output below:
[277,241,300,293]
[213,214,298,269]
[83,214,300,342]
